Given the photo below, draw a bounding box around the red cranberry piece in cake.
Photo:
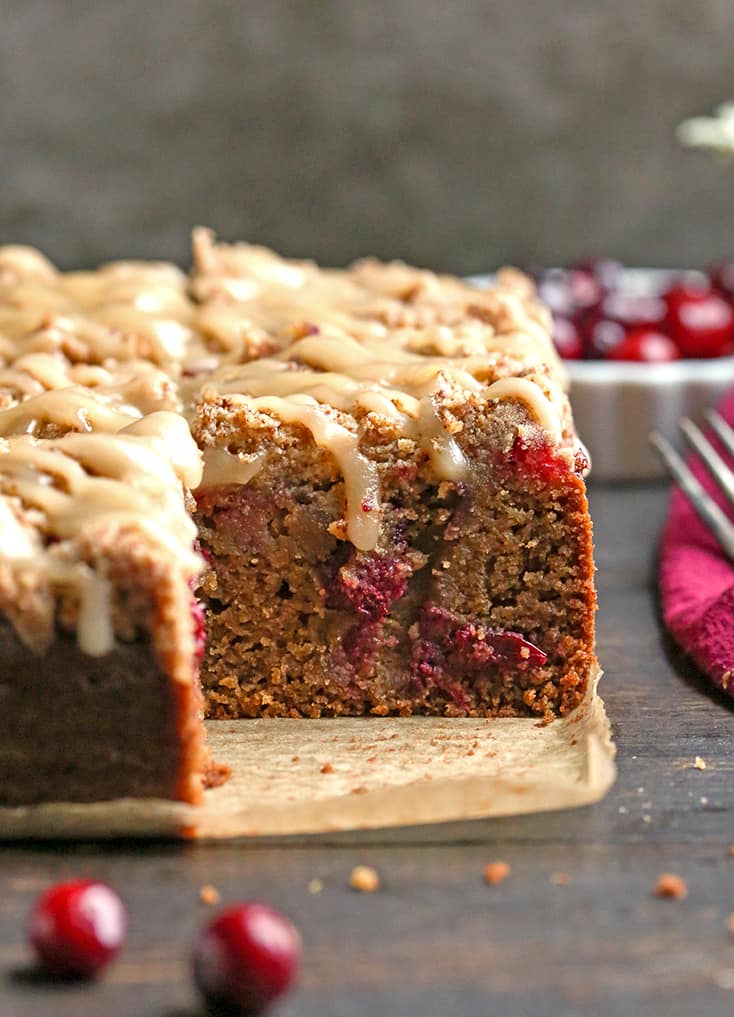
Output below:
[192,598,207,665]
[504,434,567,482]
[418,604,547,673]
[451,623,547,671]
[29,880,127,978]
[607,328,680,363]
[326,552,411,623]
[193,903,302,1015]
[551,317,584,359]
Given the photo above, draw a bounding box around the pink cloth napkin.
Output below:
[659,388,734,694]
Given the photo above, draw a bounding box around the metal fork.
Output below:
[650,410,734,562]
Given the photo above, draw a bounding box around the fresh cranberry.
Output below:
[565,269,604,319]
[574,257,624,290]
[29,880,127,978]
[607,328,680,363]
[551,317,584,359]
[193,903,302,1015]
[583,317,625,358]
[536,268,602,319]
[666,287,734,357]
[596,290,668,331]
[664,277,712,313]
[536,270,576,319]
[711,262,734,298]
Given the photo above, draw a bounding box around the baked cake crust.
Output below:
[0,231,597,803]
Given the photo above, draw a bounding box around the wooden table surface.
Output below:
[4,481,734,1017]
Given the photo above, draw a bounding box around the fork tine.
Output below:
[679,417,734,510]
[705,409,734,460]
[649,431,734,563]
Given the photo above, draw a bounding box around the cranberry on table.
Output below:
[607,328,680,363]
[29,879,127,978]
[194,902,302,1015]
[665,285,734,358]
[551,317,584,359]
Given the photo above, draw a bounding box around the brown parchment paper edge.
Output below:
[0,662,615,840]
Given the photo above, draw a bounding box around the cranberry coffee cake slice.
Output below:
[190,234,596,721]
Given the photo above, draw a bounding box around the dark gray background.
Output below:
[2,0,734,273]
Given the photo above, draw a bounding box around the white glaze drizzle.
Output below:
[0,413,203,654]
[0,230,574,651]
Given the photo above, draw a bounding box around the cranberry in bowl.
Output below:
[561,265,734,479]
[472,263,734,481]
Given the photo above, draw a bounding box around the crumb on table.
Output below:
[307,878,324,895]
[349,865,380,893]
[550,872,570,886]
[199,884,221,906]
[693,756,706,770]
[482,861,511,885]
[654,872,688,899]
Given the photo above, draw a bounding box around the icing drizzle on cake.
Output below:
[0,229,576,649]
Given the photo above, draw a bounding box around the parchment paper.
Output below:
[0,665,614,840]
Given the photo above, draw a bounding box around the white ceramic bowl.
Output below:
[567,355,734,481]
[469,269,734,481]
[565,268,734,481]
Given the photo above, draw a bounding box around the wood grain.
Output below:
[4,482,734,1017]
